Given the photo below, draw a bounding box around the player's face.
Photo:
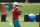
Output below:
[15,5,19,9]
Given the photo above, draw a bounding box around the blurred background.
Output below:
[0,0,40,27]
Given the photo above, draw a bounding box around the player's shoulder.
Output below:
[12,8,14,11]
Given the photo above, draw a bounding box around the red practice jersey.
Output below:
[12,8,19,20]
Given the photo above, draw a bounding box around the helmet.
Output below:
[13,2,18,7]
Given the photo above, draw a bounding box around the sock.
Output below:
[10,21,12,25]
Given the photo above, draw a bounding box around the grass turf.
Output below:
[0,3,40,27]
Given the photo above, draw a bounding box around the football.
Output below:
[18,9,22,13]
[18,9,22,15]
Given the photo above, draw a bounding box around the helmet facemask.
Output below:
[15,5,19,9]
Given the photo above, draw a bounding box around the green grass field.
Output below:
[0,3,40,27]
